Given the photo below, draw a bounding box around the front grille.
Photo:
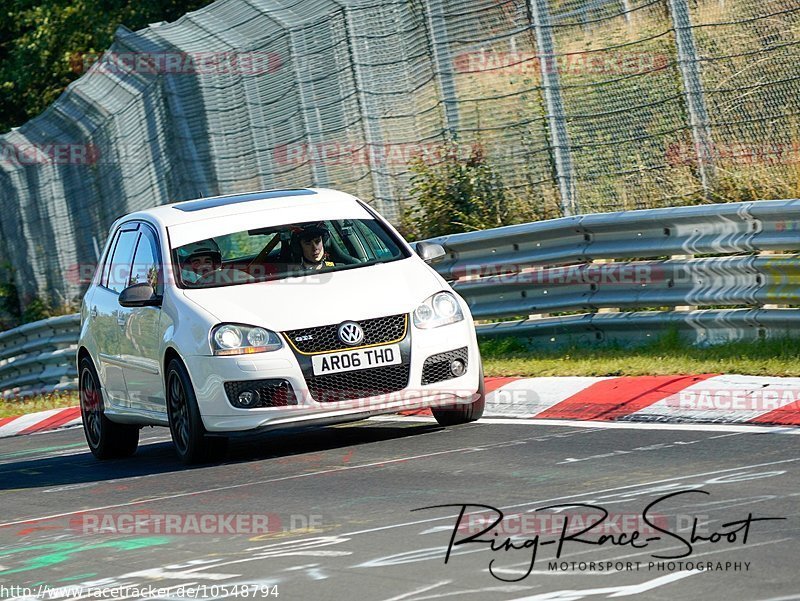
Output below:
[306,364,411,403]
[224,379,297,408]
[284,314,407,354]
[421,347,468,385]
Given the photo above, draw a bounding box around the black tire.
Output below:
[79,356,139,459]
[166,358,227,464]
[431,361,486,426]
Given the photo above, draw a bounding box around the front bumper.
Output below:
[183,316,481,432]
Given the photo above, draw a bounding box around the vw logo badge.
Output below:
[338,321,364,346]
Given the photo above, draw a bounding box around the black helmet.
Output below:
[181,239,222,266]
[297,222,329,242]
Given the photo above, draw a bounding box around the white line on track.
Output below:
[373,415,800,434]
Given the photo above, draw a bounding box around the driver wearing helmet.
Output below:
[181,239,222,284]
[297,222,335,271]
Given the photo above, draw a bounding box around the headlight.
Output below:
[413,291,464,329]
[211,324,283,356]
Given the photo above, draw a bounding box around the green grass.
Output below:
[1,333,798,417]
[0,391,78,418]
[480,334,800,378]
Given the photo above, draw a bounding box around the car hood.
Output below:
[180,258,444,331]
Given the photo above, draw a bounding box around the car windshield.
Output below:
[173,218,409,288]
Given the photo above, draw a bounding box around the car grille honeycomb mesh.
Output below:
[284,314,407,354]
[306,364,411,403]
[421,347,468,385]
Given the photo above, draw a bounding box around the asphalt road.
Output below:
[0,418,798,601]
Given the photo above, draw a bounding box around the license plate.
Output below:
[312,344,401,376]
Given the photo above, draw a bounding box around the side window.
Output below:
[355,220,394,259]
[129,227,163,295]
[327,222,349,253]
[107,228,139,294]
[101,230,120,288]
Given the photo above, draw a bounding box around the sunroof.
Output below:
[173,189,317,212]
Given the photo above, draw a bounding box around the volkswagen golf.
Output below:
[77,188,484,463]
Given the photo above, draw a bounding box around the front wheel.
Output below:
[431,362,485,426]
[79,356,139,459]
[166,358,227,464]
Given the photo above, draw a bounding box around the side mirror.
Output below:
[415,241,447,264]
[119,283,161,308]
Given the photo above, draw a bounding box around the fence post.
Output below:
[667,0,716,195]
[527,0,578,216]
[289,31,329,188]
[343,9,396,220]
[621,0,632,24]
[425,0,460,137]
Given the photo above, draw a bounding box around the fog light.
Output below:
[450,359,466,377]
[238,389,260,408]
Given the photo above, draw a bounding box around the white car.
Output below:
[77,188,484,463]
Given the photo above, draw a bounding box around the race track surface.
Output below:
[0,418,797,600]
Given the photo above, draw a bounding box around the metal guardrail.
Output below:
[0,314,80,399]
[4,199,800,398]
[426,198,800,346]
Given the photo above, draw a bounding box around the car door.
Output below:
[117,223,166,414]
[93,224,140,408]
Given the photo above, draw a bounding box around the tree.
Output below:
[0,261,21,328]
[0,0,213,134]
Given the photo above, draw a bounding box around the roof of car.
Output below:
[118,187,365,229]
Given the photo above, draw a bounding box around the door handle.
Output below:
[90,306,98,318]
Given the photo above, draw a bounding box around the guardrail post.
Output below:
[667,0,716,195]
[527,0,578,216]
[673,254,698,311]
[593,259,620,314]
[760,250,789,309]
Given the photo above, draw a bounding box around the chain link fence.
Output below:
[0,0,798,308]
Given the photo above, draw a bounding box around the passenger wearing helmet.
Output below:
[297,222,335,271]
[181,239,222,284]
